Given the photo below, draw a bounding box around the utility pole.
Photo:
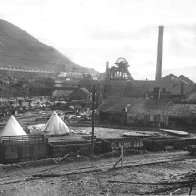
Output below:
[91,85,96,156]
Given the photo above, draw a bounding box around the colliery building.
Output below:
[99,26,196,127]
[0,66,56,80]
[105,74,194,98]
[104,26,195,99]
[99,96,196,127]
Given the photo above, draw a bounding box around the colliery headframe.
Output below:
[106,57,133,81]
[103,26,195,100]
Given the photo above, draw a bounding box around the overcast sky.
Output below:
[0,0,196,80]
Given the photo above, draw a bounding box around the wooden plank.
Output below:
[160,129,189,137]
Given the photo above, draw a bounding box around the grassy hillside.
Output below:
[0,19,96,74]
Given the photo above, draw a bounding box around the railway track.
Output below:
[0,151,189,186]
[38,151,189,175]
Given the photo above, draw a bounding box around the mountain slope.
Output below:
[0,19,96,73]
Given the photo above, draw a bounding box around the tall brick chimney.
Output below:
[105,61,109,81]
[155,26,164,81]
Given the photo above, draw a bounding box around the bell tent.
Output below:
[0,115,27,137]
[42,111,70,136]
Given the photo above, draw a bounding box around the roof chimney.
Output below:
[155,26,164,81]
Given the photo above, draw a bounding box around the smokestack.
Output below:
[155,26,164,81]
[105,61,109,81]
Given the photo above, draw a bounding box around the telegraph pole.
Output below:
[91,85,95,156]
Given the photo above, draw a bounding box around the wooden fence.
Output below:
[0,135,196,164]
[0,135,48,163]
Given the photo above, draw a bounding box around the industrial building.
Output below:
[103,26,195,98]
[99,26,196,127]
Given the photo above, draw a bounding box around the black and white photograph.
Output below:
[0,0,196,195]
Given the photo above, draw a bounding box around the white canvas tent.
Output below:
[0,115,27,137]
[42,111,70,136]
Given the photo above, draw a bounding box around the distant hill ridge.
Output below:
[0,19,97,74]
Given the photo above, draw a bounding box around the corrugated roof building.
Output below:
[99,96,196,127]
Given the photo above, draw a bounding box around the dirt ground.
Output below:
[0,109,183,141]
[1,151,196,196]
[0,111,195,195]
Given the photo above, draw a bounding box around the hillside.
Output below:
[0,19,96,74]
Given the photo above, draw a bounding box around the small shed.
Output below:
[69,87,90,101]
[99,96,132,125]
